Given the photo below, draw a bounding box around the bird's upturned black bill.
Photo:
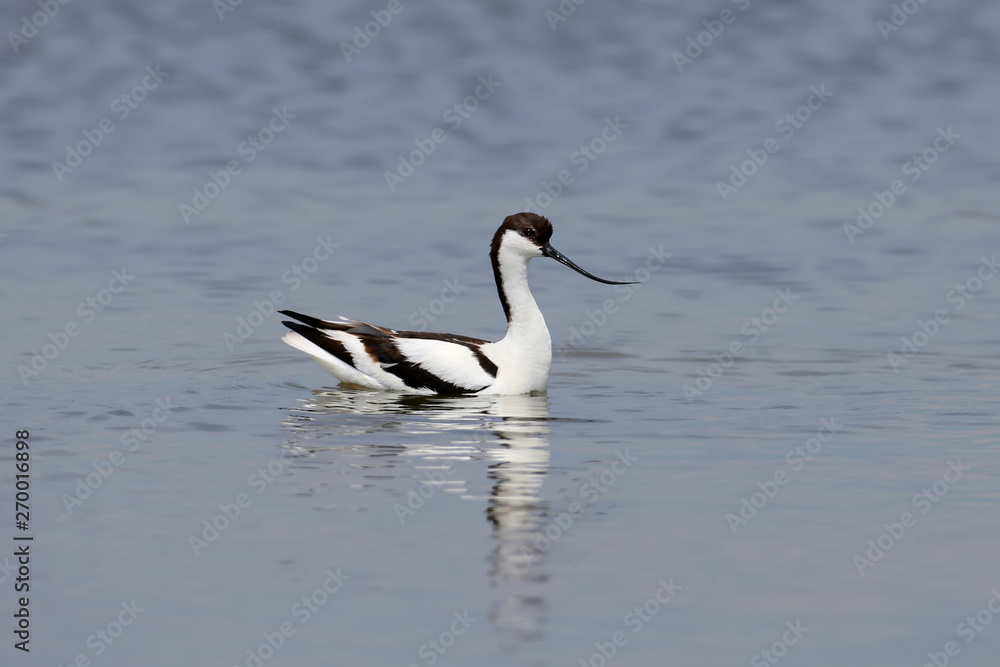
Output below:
[542,244,637,285]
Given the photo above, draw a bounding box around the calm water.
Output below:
[2,1,999,665]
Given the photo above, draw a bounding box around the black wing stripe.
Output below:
[279,310,352,331]
[472,349,498,377]
[281,321,356,367]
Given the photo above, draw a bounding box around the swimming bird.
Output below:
[280,212,635,395]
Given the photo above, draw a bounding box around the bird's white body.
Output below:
[280,213,630,395]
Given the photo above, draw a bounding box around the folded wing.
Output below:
[279,310,497,394]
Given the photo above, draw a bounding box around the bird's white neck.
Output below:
[494,246,551,350]
[481,226,556,394]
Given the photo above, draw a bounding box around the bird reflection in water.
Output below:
[282,388,552,645]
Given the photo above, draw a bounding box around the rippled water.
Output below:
[2,1,999,665]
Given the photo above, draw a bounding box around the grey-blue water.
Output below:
[2,1,999,665]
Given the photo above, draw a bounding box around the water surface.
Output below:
[1,1,999,666]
